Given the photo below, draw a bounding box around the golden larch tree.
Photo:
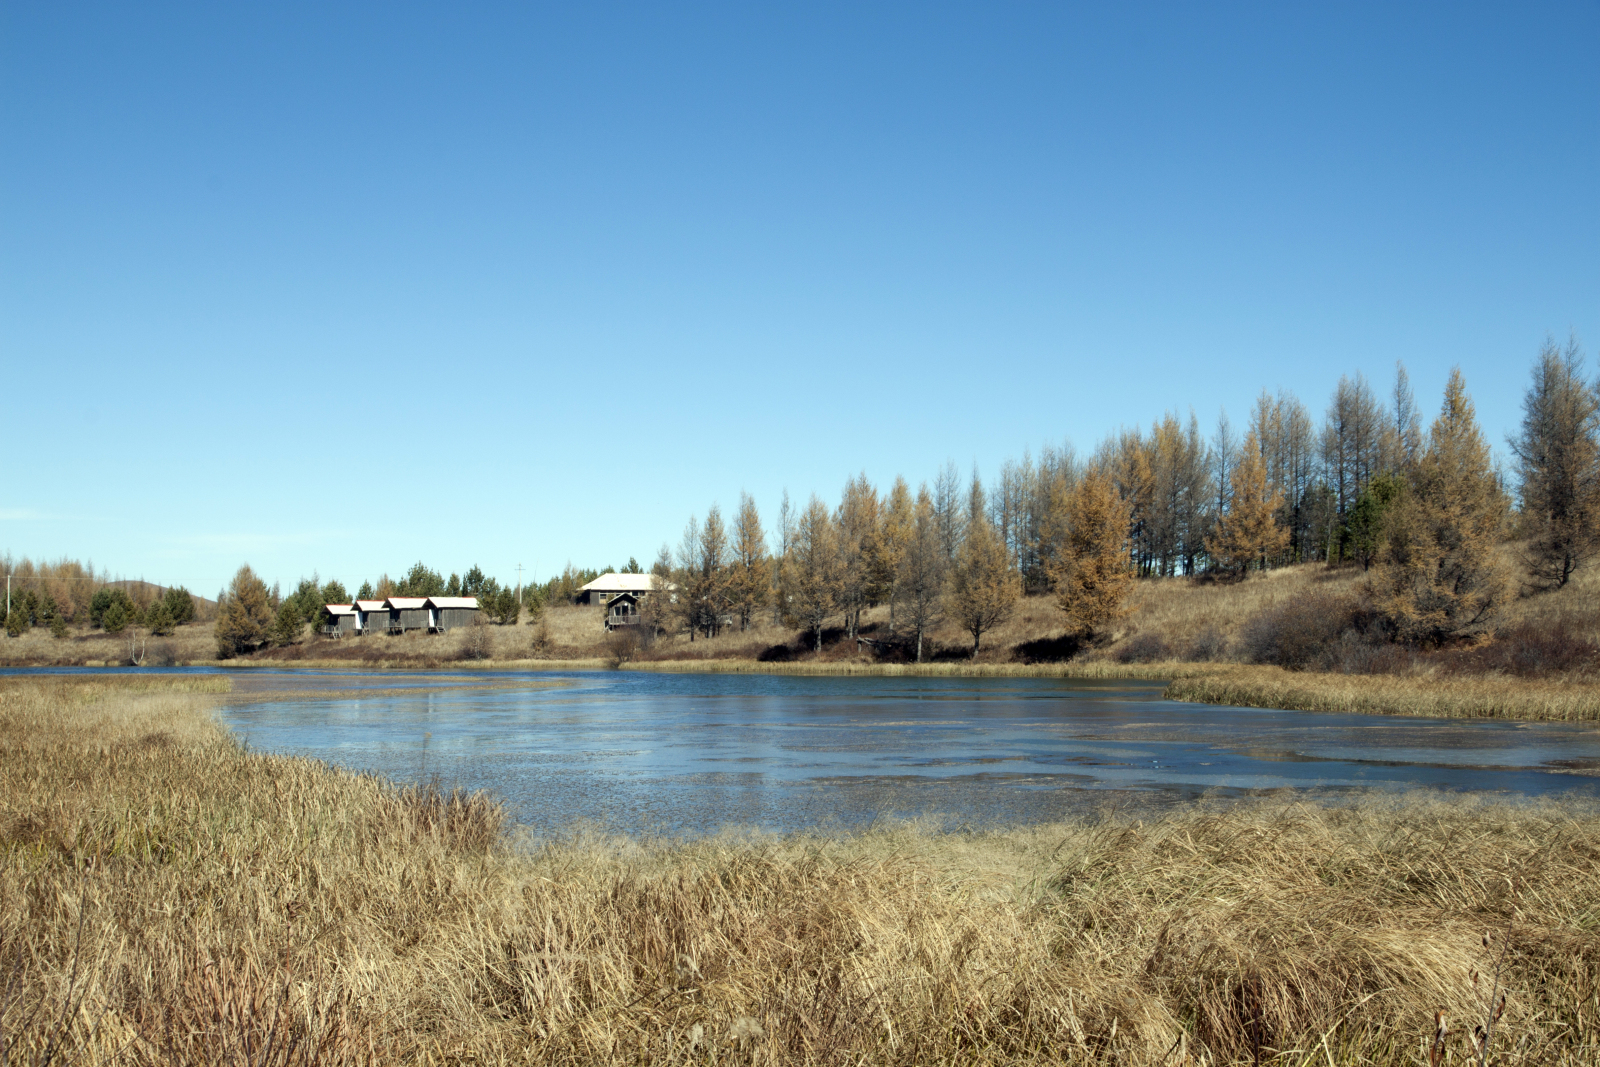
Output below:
[1205,431,1289,577]
[727,491,770,630]
[214,564,273,658]
[1050,469,1135,638]
[1372,367,1511,643]
[835,474,880,639]
[871,476,914,632]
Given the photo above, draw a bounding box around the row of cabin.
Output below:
[321,596,481,636]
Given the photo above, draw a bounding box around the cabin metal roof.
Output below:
[385,597,429,609]
[426,596,480,609]
[576,573,671,593]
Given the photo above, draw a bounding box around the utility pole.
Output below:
[5,574,9,619]
[516,563,523,603]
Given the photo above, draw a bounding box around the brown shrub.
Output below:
[605,627,643,667]
[146,639,180,667]
[458,620,493,661]
[1445,620,1600,677]
[1239,592,1374,672]
[528,618,554,658]
[1184,625,1229,662]
[1112,631,1170,664]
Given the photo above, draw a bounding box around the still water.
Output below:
[208,669,1600,835]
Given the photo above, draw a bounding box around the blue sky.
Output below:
[4,2,1596,596]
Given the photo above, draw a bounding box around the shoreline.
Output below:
[6,655,1599,723]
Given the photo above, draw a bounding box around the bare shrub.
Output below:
[1185,626,1229,662]
[1112,631,1169,664]
[1446,619,1600,677]
[1239,593,1368,671]
[458,619,493,661]
[1324,630,1417,675]
[146,640,180,667]
[605,627,641,668]
[529,618,554,658]
[1012,633,1083,664]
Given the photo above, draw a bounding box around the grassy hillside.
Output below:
[4,672,1599,1065]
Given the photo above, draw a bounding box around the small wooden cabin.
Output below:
[386,597,430,633]
[352,599,390,635]
[603,593,641,631]
[426,596,480,632]
[322,604,358,636]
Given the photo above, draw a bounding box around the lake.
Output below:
[205,668,1600,835]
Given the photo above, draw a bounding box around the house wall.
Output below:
[397,608,428,631]
[436,607,478,630]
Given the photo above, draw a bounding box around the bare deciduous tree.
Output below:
[836,474,879,640]
[932,460,967,562]
[947,510,1018,658]
[898,486,946,663]
[1510,336,1600,588]
[783,495,843,652]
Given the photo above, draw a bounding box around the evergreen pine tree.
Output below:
[1343,473,1403,571]
[145,601,176,636]
[272,601,304,647]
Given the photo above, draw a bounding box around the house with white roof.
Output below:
[574,573,670,606]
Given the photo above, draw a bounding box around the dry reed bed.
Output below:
[4,675,1600,1064]
[1168,666,1600,723]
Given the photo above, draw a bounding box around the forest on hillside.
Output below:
[630,337,1593,662]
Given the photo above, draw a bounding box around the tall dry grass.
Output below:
[1167,664,1600,722]
[4,674,1600,1063]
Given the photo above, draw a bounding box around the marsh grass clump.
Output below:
[4,674,1600,1063]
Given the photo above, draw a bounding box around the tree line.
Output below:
[1,555,198,639]
[642,338,1594,659]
